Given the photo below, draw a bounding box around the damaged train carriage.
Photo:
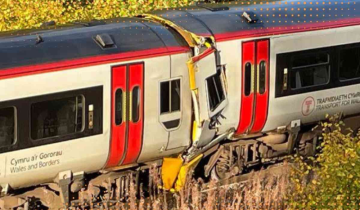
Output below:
[1,0,360,208]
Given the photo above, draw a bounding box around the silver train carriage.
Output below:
[0,0,360,208]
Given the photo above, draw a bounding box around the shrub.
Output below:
[0,0,195,32]
[289,115,360,209]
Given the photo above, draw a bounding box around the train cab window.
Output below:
[131,86,140,122]
[31,95,84,140]
[207,70,226,111]
[115,89,123,125]
[339,46,360,81]
[290,53,330,89]
[160,79,181,114]
[0,107,15,148]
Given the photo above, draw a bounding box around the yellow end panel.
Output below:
[192,121,198,142]
[175,154,203,191]
[204,42,212,48]
[187,60,197,90]
[161,157,183,190]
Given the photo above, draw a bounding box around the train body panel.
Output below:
[264,25,360,132]
[166,53,192,150]
[218,24,360,136]
[0,14,193,190]
[0,64,111,189]
[137,52,192,162]
[215,40,242,134]
[0,50,192,189]
[151,0,360,137]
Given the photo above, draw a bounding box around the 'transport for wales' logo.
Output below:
[302,96,315,116]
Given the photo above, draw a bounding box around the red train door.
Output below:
[236,40,269,135]
[251,40,270,133]
[106,63,144,168]
[122,63,144,165]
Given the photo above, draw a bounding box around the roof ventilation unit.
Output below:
[196,2,229,12]
[94,33,116,49]
[35,34,44,45]
[75,20,106,27]
[241,11,258,24]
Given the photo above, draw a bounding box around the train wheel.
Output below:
[210,148,240,180]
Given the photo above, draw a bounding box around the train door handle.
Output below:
[129,90,133,122]
[283,68,288,91]
[88,104,94,129]
[251,63,255,94]
[122,91,126,122]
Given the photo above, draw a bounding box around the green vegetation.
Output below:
[0,0,195,32]
[289,115,360,209]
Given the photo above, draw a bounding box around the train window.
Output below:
[290,53,330,89]
[115,89,123,125]
[339,47,360,81]
[0,107,15,148]
[259,61,266,94]
[160,82,170,114]
[275,44,360,98]
[244,62,252,96]
[31,95,84,140]
[160,79,181,114]
[171,80,181,112]
[131,86,140,122]
[207,71,225,111]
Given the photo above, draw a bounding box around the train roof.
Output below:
[0,17,188,72]
[1,0,360,73]
[153,0,360,41]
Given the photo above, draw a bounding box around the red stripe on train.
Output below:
[192,47,215,62]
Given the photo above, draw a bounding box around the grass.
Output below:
[116,163,291,210]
